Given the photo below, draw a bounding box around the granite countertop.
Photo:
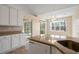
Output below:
[28,36,79,54]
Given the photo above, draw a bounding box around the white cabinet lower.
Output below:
[11,34,29,50]
[28,40,62,54]
[1,36,11,53]
[11,34,20,49]
[19,34,29,49]
[0,37,2,53]
[0,36,11,53]
[52,46,62,54]
[28,40,50,54]
[0,34,29,53]
[19,34,27,46]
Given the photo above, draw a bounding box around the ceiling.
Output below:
[9,4,79,16]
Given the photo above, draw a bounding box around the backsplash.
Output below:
[0,26,22,36]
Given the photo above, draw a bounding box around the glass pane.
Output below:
[61,22,64,26]
[48,18,66,31]
[61,26,64,30]
[52,23,54,30]
[55,22,59,30]
[40,21,45,34]
[24,21,32,36]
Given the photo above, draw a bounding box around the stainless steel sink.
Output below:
[57,40,79,52]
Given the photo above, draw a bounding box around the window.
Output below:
[49,18,66,31]
[52,23,54,30]
[24,21,32,36]
[55,22,60,30]
[40,21,45,34]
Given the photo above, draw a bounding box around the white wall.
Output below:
[72,7,79,38]
[39,6,79,38]
[32,17,40,36]
[39,6,77,20]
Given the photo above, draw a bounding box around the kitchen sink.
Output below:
[57,40,79,52]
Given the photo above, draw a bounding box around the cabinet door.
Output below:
[55,48,62,54]
[11,34,20,48]
[0,36,11,53]
[17,10,23,26]
[28,41,50,54]
[0,41,2,53]
[10,7,18,26]
[28,41,40,54]
[52,46,62,54]
[0,37,3,53]
[0,5,9,25]
[37,42,50,54]
[1,36,11,53]
[19,34,29,49]
[20,34,26,46]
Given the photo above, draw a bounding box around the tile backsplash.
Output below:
[0,26,22,36]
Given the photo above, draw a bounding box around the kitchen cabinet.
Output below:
[0,5,9,25]
[10,7,18,26]
[28,40,50,54]
[17,10,23,26]
[0,34,30,53]
[28,40,62,54]
[0,36,11,53]
[11,34,20,49]
[54,48,62,54]
[1,36,11,53]
[0,43,2,53]
[25,38,29,49]
[0,5,24,26]
[19,34,27,46]
[52,46,62,54]
[19,34,29,49]
[0,37,2,53]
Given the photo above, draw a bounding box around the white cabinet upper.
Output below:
[17,10,23,26]
[11,34,20,49]
[0,5,24,26]
[10,7,18,26]
[0,5,9,25]
[0,36,11,53]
